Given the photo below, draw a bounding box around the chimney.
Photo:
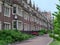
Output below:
[33,2,35,10]
[29,0,32,7]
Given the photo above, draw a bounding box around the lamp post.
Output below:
[2,0,5,30]
[22,10,24,31]
[14,15,18,30]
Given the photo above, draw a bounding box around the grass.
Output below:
[50,40,60,45]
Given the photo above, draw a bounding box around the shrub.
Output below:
[0,30,33,44]
[47,30,52,33]
[49,33,60,41]
[0,40,7,45]
[38,29,47,35]
[39,32,44,35]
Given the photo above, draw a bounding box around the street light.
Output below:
[15,15,18,19]
[2,0,5,30]
[14,15,18,30]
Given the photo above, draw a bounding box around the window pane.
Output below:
[4,23,10,29]
[4,7,10,16]
[13,21,17,28]
[18,7,22,16]
[13,7,16,13]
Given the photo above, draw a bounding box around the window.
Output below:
[13,7,16,13]
[24,12,28,20]
[13,21,17,29]
[17,7,22,16]
[27,15,29,21]
[4,6,10,17]
[31,16,34,21]
[18,22,23,30]
[24,23,27,31]
[13,5,23,17]
[4,23,10,29]
[0,3,2,12]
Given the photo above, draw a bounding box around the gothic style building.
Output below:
[0,0,53,32]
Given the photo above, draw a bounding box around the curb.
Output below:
[47,39,53,45]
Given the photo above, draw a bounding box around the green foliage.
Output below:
[39,32,44,35]
[49,0,60,41]
[0,40,7,45]
[39,29,47,35]
[0,30,33,45]
[50,40,60,45]
[47,30,52,33]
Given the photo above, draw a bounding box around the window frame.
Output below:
[17,6,22,16]
[4,22,11,30]
[4,3,11,17]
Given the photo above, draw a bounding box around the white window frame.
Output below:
[12,20,23,30]
[0,1,2,12]
[24,12,28,20]
[17,6,22,17]
[17,20,23,30]
[4,22,11,30]
[4,3,11,17]
[12,20,18,30]
[12,4,18,15]
[24,23,28,31]
[12,4,23,17]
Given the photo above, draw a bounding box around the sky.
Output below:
[32,0,59,13]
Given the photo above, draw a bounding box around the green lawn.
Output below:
[50,40,60,45]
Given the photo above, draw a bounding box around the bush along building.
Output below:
[0,0,53,33]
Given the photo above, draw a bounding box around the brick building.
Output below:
[0,0,53,32]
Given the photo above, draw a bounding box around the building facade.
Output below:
[0,0,53,31]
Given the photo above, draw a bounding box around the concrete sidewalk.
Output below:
[12,34,53,45]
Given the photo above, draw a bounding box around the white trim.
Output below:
[12,4,18,15]
[0,3,2,12]
[12,4,23,17]
[17,20,23,30]
[12,20,17,29]
[4,22,11,29]
[0,1,3,4]
[17,20,22,22]
[4,4,11,17]
[17,6,22,16]
[0,1,2,12]
[12,20,23,30]
[4,22,10,24]
[13,4,17,7]
[17,20,23,29]
[4,3,11,8]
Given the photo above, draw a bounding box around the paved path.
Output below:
[12,34,53,45]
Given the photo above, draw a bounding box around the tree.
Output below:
[50,0,60,41]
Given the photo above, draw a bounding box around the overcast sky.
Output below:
[32,0,59,13]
